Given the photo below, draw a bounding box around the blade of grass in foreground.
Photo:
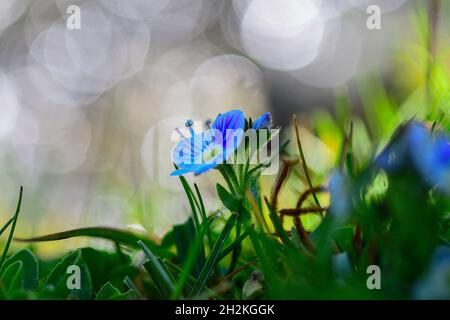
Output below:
[138,240,177,299]
[217,227,251,262]
[123,276,142,299]
[190,214,237,298]
[264,197,295,249]
[0,186,23,269]
[178,174,201,229]
[170,220,210,300]
[15,226,173,259]
[0,217,14,237]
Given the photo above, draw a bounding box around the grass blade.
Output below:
[292,115,322,209]
[264,197,294,248]
[194,183,213,248]
[0,217,14,238]
[217,227,251,262]
[170,220,210,300]
[193,183,207,222]
[138,240,177,299]
[0,186,23,269]
[16,226,173,259]
[190,214,237,297]
[123,276,142,299]
[178,175,201,229]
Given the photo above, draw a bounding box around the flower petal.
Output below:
[212,110,245,134]
[252,112,271,130]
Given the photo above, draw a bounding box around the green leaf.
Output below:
[217,227,251,262]
[190,214,237,297]
[170,221,210,300]
[0,260,24,296]
[163,259,197,292]
[173,218,203,276]
[44,250,92,300]
[79,247,134,292]
[248,229,279,280]
[138,240,176,299]
[108,265,139,293]
[217,184,239,212]
[95,282,134,300]
[0,249,39,290]
[15,226,173,259]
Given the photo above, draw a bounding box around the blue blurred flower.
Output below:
[171,110,245,176]
[252,112,271,130]
[410,129,450,194]
[328,170,352,222]
[375,121,450,193]
[413,246,450,299]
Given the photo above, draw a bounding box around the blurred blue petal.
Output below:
[329,170,352,222]
[409,124,450,193]
[252,112,271,130]
[374,121,450,193]
[212,110,245,134]
[413,246,450,299]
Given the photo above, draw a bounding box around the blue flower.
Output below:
[413,246,450,299]
[328,170,352,222]
[375,121,450,193]
[171,110,245,176]
[252,112,271,130]
[411,129,450,194]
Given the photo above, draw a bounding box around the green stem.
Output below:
[293,115,322,209]
[0,186,23,269]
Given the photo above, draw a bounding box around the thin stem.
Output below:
[0,186,23,269]
[292,115,322,209]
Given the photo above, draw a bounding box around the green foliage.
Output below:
[95,282,134,300]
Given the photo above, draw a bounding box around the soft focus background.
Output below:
[0,0,448,255]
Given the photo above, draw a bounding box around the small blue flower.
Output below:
[252,112,271,130]
[171,110,245,176]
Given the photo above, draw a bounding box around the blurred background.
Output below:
[0,0,448,255]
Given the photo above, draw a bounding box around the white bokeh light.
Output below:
[27,1,150,99]
[190,54,267,114]
[0,0,29,31]
[293,21,362,88]
[11,107,91,174]
[0,72,21,139]
[239,0,324,71]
